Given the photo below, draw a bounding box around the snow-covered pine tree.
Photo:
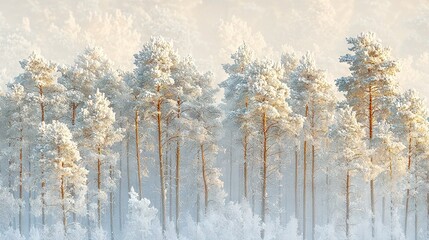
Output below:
[393,89,429,238]
[80,89,123,229]
[15,53,67,226]
[245,58,302,238]
[220,43,255,200]
[329,106,367,240]
[169,56,203,235]
[189,70,224,214]
[133,36,179,232]
[37,121,87,233]
[336,32,400,237]
[0,83,32,234]
[280,51,300,219]
[289,52,336,240]
[372,121,406,239]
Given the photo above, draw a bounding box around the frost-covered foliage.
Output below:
[1,31,429,240]
[38,121,88,221]
[123,188,162,240]
[0,183,20,231]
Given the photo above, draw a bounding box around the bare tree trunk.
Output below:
[261,112,267,239]
[346,170,350,240]
[97,147,102,228]
[157,96,167,232]
[175,98,181,236]
[135,110,142,199]
[405,135,412,236]
[201,144,209,213]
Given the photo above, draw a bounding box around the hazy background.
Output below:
[0,0,428,101]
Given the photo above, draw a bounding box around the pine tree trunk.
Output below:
[61,169,67,234]
[295,144,298,220]
[390,160,393,240]
[126,133,130,193]
[244,99,248,199]
[244,133,248,199]
[97,147,102,228]
[175,98,181,236]
[135,110,142,199]
[157,96,167,232]
[71,103,77,126]
[303,104,308,240]
[414,172,418,240]
[19,131,23,235]
[405,135,412,236]
[39,85,46,226]
[346,170,350,240]
[311,144,315,240]
[261,112,267,239]
[110,165,114,240]
[415,196,418,240]
[201,144,209,213]
[368,85,375,239]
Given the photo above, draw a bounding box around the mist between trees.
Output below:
[0,32,428,240]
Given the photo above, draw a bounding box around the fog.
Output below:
[0,0,428,99]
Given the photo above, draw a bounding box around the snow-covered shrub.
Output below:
[0,183,20,231]
[123,187,162,240]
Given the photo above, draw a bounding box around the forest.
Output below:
[0,32,428,240]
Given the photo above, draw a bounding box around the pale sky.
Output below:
[0,0,428,103]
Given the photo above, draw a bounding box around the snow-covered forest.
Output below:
[1,1,429,240]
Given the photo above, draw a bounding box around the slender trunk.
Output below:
[414,172,418,240]
[157,95,166,231]
[244,133,248,199]
[303,104,308,240]
[175,98,181,235]
[201,144,209,213]
[389,158,393,240]
[261,112,268,239]
[61,163,67,234]
[244,99,248,199]
[71,103,77,223]
[405,134,412,236]
[126,133,130,192]
[295,144,298,219]
[135,110,142,199]
[368,85,375,239]
[346,170,350,240]
[97,147,102,228]
[229,142,233,202]
[39,85,46,226]
[110,165,114,240]
[311,144,315,240]
[86,179,91,240]
[19,131,23,234]
[382,196,386,225]
[71,103,77,126]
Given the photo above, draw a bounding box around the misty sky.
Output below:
[0,0,428,102]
